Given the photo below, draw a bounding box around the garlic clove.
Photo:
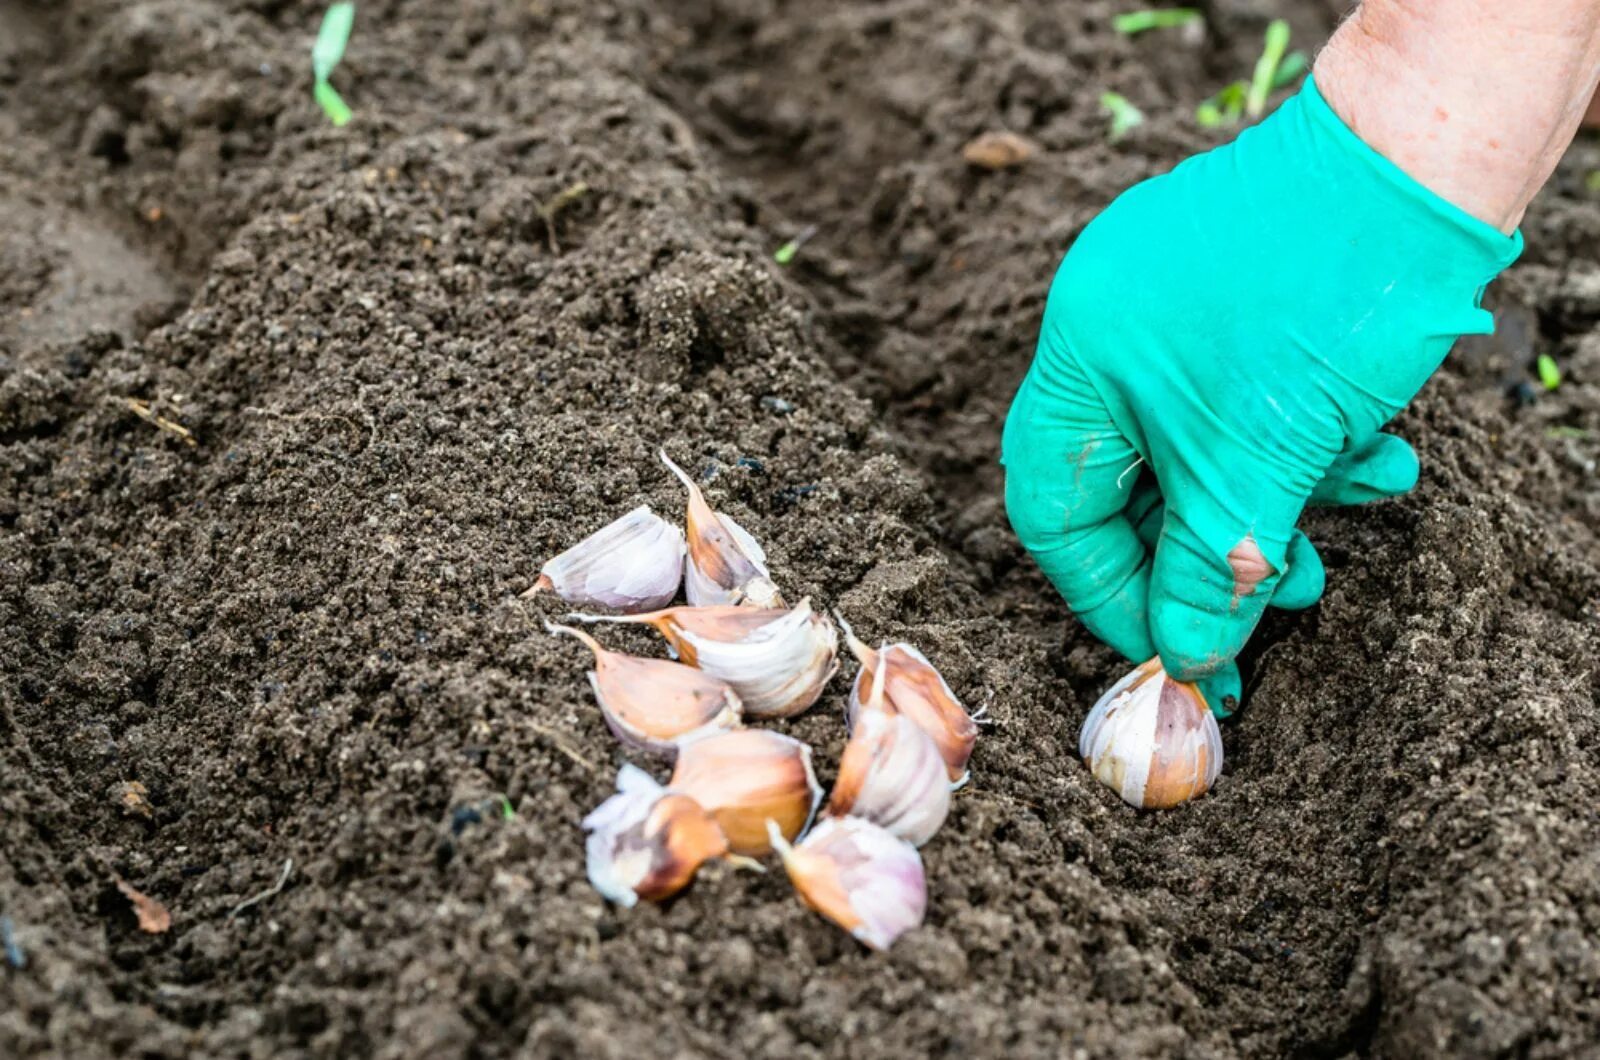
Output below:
[668,729,821,855]
[528,505,685,612]
[768,816,927,951]
[562,604,788,666]
[582,764,730,906]
[1078,658,1222,810]
[839,616,978,785]
[674,598,839,719]
[827,653,951,845]
[660,451,784,608]
[546,622,743,755]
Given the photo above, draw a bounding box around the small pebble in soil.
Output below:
[2,916,25,969]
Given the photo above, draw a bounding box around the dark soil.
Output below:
[3,0,1598,1057]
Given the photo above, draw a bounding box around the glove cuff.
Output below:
[1298,75,1523,286]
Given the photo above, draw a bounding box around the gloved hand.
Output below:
[1002,76,1521,716]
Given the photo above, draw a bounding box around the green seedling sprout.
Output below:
[1112,8,1201,35]
[774,224,818,266]
[1586,171,1600,193]
[1545,426,1591,440]
[1197,42,1306,127]
[1100,92,1145,141]
[495,795,515,821]
[312,2,356,127]
[1246,20,1291,118]
[1537,353,1562,391]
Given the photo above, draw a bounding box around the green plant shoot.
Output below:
[1100,92,1145,141]
[312,2,356,127]
[1586,170,1600,193]
[1246,20,1291,118]
[774,224,817,265]
[1196,82,1247,128]
[1112,8,1201,35]
[1537,354,1562,391]
[496,795,515,821]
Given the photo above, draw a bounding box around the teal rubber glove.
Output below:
[1002,77,1521,716]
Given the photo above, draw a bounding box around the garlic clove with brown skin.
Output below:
[668,729,822,855]
[660,451,784,608]
[673,599,838,719]
[768,816,927,951]
[827,654,951,846]
[561,604,788,666]
[526,505,685,612]
[545,622,743,755]
[1079,658,1222,810]
[839,616,979,786]
[582,765,730,906]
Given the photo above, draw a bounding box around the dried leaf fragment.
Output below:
[120,780,153,819]
[113,875,172,934]
[961,130,1038,170]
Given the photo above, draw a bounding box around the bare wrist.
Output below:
[1315,1,1600,233]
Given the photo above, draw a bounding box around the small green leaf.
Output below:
[1246,20,1291,118]
[1197,80,1247,127]
[1546,425,1591,440]
[313,2,356,82]
[1272,50,1309,91]
[1537,353,1562,391]
[1100,91,1145,141]
[314,80,352,126]
[1112,8,1201,35]
[496,795,515,821]
[312,2,356,125]
[774,240,800,265]
[1585,170,1600,193]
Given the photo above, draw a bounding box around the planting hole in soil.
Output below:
[2,1,1598,1057]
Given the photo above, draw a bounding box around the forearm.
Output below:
[1316,1,1600,233]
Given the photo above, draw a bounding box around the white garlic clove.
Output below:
[673,598,839,719]
[1079,658,1222,810]
[669,729,821,855]
[839,616,978,785]
[528,505,685,612]
[827,653,951,846]
[768,816,927,951]
[582,764,730,906]
[660,451,784,608]
[561,604,787,665]
[546,622,743,755]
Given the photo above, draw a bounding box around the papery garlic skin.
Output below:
[828,707,951,847]
[669,729,821,854]
[530,506,685,612]
[840,618,978,785]
[660,451,784,608]
[1079,658,1222,810]
[769,817,927,951]
[547,622,743,755]
[676,599,839,719]
[563,605,788,666]
[582,765,730,906]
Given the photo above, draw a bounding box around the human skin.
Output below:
[1316,1,1600,233]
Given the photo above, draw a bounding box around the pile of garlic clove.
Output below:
[531,451,982,951]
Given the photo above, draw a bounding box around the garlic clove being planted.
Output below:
[582,764,730,906]
[675,599,838,719]
[546,622,743,755]
[769,816,927,951]
[669,729,822,855]
[839,616,979,785]
[827,654,951,846]
[1078,658,1222,810]
[660,451,784,608]
[562,604,788,666]
[527,505,685,612]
